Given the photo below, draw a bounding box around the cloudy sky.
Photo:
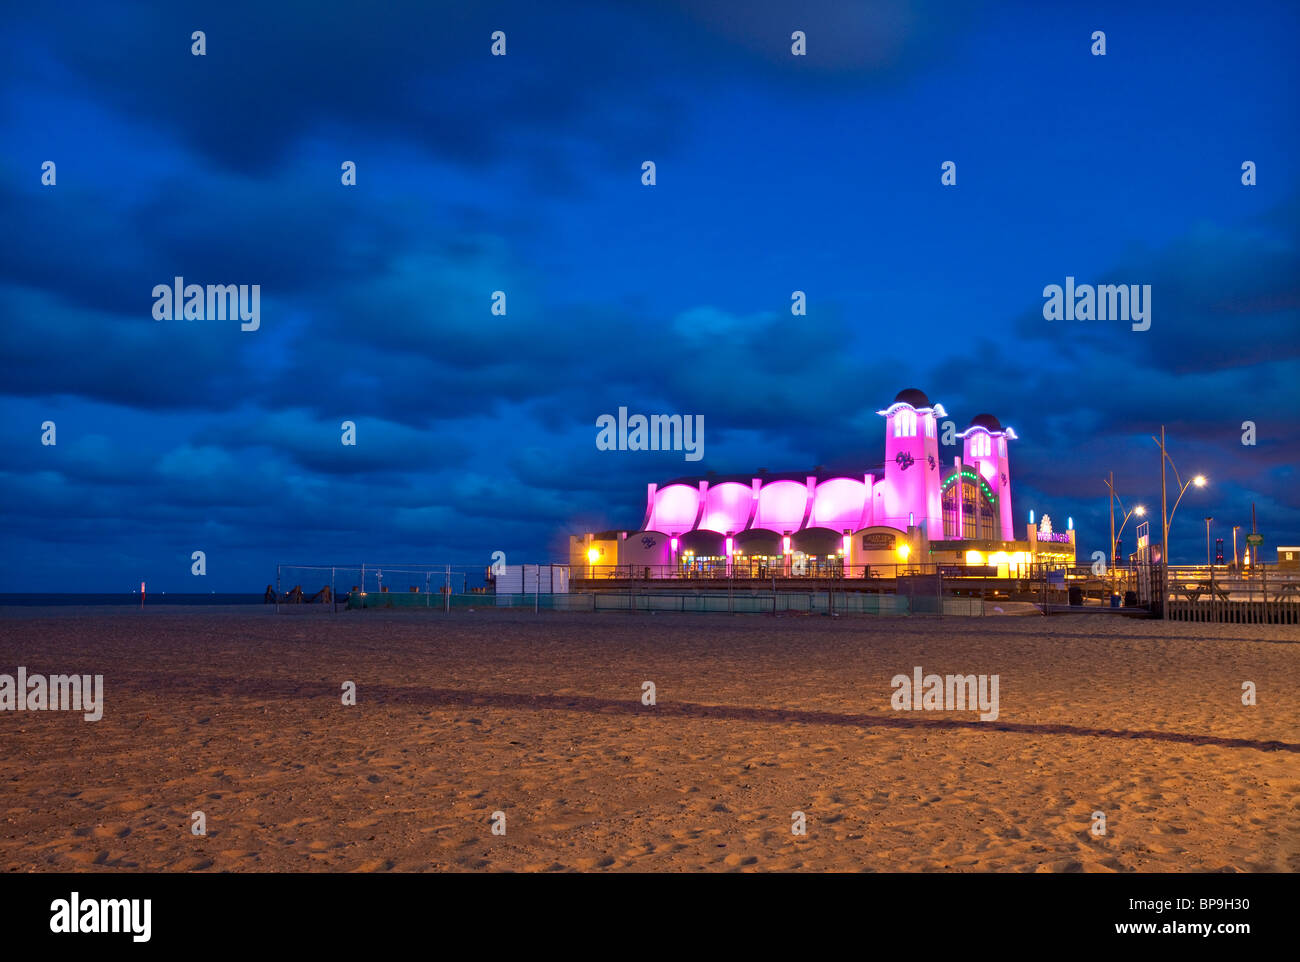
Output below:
[1,0,1297,591]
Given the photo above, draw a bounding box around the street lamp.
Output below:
[1204,516,1213,569]
[1151,426,1206,564]
[1104,472,1146,572]
[1112,501,1145,599]
[1172,475,1207,534]
[1119,504,1146,546]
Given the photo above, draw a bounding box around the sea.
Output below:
[0,594,265,606]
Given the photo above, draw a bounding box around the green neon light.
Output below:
[941,469,997,505]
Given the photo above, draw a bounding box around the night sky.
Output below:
[2,0,1297,592]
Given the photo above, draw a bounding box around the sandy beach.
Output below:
[1,607,1296,872]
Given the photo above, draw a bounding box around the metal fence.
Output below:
[572,562,1062,581]
[270,559,1300,621]
[271,563,492,612]
[270,560,1125,617]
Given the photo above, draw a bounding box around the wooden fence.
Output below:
[1163,567,1300,624]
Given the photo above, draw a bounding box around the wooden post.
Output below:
[1262,558,1268,625]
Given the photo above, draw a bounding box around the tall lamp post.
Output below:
[1105,472,1118,573]
[1232,524,1241,572]
[1151,425,1206,565]
[1118,503,1146,557]
[1104,472,1145,571]
[1204,516,1214,570]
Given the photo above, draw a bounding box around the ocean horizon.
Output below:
[0,593,265,606]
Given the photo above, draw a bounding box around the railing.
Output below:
[1162,563,1296,583]
[1160,563,1300,624]
[571,562,1108,582]
[279,560,1300,620]
[272,562,487,613]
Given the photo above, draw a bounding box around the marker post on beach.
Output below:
[140,580,145,608]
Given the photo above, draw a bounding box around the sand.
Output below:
[0,606,1296,872]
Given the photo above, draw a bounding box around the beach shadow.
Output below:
[114,672,1300,755]
[381,686,1300,754]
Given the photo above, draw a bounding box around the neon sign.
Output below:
[1037,532,1071,543]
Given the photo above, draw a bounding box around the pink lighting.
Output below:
[648,484,699,531]
[756,480,809,532]
[624,390,1018,564]
[894,408,917,437]
[700,481,753,534]
[812,478,867,529]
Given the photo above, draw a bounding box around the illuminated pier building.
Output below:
[571,389,1075,577]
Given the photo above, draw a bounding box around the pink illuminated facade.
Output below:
[572,389,1028,576]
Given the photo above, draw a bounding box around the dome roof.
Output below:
[893,388,932,408]
[967,413,1003,432]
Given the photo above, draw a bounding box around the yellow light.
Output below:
[1193,475,1206,487]
[587,547,600,564]
[897,544,911,561]
[1135,506,1146,516]
[965,550,986,565]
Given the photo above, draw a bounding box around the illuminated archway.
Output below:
[942,469,998,540]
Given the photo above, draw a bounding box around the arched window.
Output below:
[943,480,997,540]
[894,408,917,438]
